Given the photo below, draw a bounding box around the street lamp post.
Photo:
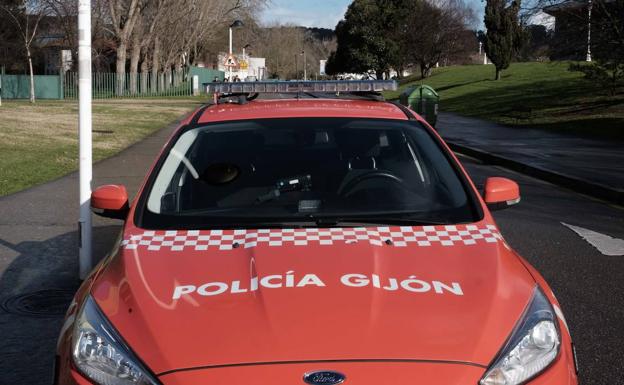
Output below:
[294,54,298,80]
[302,50,307,81]
[586,0,592,62]
[228,20,243,81]
[243,44,250,79]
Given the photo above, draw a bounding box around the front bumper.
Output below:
[58,352,578,385]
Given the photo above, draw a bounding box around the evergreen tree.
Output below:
[484,0,521,80]
[326,0,402,78]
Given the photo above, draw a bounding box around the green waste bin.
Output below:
[399,85,439,127]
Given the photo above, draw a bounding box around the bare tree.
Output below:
[108,0,143,95]
[151,0,263,88]
[254,24,336,79]
[41,0,76,64]
[0,0,47,102]
[128,0,166,94]
[402,0,476,78]
[0,0,268,100]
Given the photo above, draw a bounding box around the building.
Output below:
[217,53,266,81]
[543,0,617,60]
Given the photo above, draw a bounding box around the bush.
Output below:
[569,62,624,95]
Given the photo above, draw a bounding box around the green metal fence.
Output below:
[63,68,193,99]
[1,67,225,100]
[0,74,63,99]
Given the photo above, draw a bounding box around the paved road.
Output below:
[438,112,624,192]
[1,151,623,384]
[437,112,624,205]
[461,154,624,385]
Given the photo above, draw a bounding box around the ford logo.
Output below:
[303,370,346,385]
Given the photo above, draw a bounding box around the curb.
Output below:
[447,142,624,207]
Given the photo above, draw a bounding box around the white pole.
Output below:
[78,0,92,279]
[586,0,592,62]
[228,27,233,81]
[303,51,307,81]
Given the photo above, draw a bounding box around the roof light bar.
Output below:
[204,80,397,94]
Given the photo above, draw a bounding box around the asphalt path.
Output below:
[1,154,622,385]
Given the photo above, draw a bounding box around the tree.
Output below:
[567,0,624,94]
[326,0,402,79]
[484,0,522,80]
[0,1,23,72]
[41,0,77,66]
[253,25,335,79]
[589,0,624,93]
[108,0,144,95]
[402,0,475,78]
[517,24,553,61]
[127,0,166,94]
[254,25,306,79]
[1,0,47,102]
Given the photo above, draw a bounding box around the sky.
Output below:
[260,0,351,29]
[259,0,555,32]
[260,0,487,30]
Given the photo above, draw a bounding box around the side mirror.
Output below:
[91,185,129,220]
[483,177,520,211]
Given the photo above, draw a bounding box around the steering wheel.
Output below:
[337,171,405,197]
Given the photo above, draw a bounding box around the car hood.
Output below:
[92,222,536,375]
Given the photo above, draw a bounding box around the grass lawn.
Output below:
[385,62,624,140]
[0,98,202,196]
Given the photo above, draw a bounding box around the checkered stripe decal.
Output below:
[122,225,502,251]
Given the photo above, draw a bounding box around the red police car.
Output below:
[55,81,578,385]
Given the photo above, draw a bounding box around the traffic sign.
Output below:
[224,54,238,67]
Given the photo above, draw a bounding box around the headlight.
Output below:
[72,296,160,385]
[480,287,561,385]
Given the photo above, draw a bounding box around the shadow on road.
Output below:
[0,225,121,385]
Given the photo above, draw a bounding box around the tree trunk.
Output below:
[165,67,172,89]
[129,34,141,94]
[140,56,149,95]
[159,71,165,91]
[174,60,183,86]
[420,62,432,78]
[192,43,198,66]
[151,38,160,93]
[375,69,383,80]
[116,41,128,96]
[495,67,501,80]
[27,46,35,103]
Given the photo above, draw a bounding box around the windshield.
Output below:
[139,118,480,228]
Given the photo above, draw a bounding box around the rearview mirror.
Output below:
[483,177,520,211]
[91,185,129,220]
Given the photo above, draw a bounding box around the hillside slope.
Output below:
[387,62,624,140]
